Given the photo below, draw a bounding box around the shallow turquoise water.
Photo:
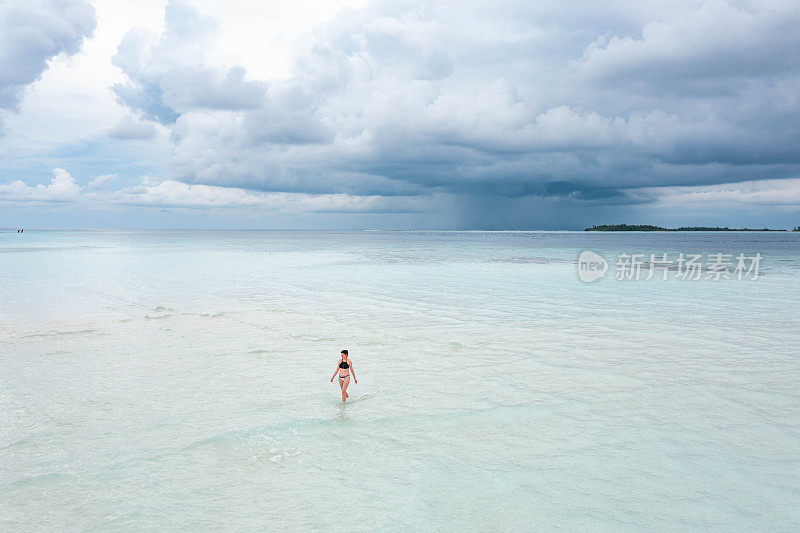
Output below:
[1,230,799,530]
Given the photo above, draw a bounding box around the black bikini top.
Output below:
[339,359,350,369]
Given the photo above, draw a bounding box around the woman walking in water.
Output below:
[330,349,356,402]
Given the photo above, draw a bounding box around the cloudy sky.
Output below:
[2,0,800,229]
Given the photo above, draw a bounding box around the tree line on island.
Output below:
[585,224,800,232]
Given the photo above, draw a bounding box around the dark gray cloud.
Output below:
[111,0,800,221]
[0,0,95,119]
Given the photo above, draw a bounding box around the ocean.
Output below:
[2,229,799,530]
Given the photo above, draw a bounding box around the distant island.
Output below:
[585,224,788,232]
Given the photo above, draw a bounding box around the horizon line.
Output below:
[3,227,798,232]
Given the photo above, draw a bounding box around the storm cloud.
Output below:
[2,0,799,229]
[106,0,800,218]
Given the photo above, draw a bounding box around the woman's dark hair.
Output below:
[341,349,348,355]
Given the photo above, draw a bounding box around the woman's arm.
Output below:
[350,361,357,384]
[331,360,340,382]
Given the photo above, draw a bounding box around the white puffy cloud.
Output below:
[114,180,426,212]
[0,169,427,213]
[0,168,81,202]
[88,174,117,189]
[107,115,157,140]
[111,1,265,124]
[634,177,800,208]
[0,0,95,114]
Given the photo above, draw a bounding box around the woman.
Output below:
[330,349,356,402]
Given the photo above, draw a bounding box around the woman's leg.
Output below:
[341,375,350,402]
